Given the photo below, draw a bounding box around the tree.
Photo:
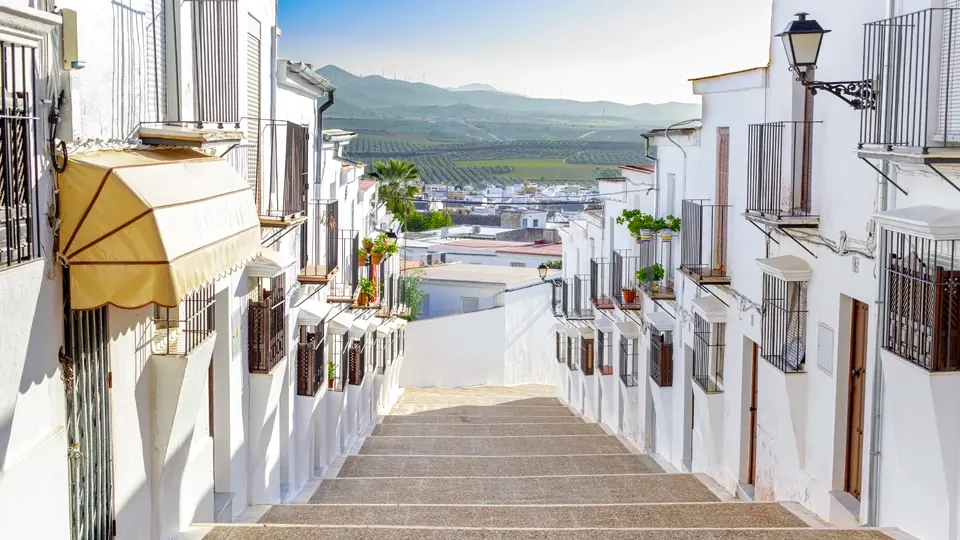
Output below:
[401,270,426,321]
[404,210,453,233]
[370,158,422,226]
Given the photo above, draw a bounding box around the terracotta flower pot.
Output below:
[328,378,334,389]
[362,240,373,251]
[371,253,384,265]
[622,289,637,304]
[358,292,370,307]
[358,254,368,266]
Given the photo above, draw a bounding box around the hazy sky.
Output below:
[278,0,773,105]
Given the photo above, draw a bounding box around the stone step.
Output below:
[402,385,555,397]
[358,435,629,456]
[260,502,809,529]
[309,474,719,505]
[381,415,583,425]
[396,396,563,407]
[370,423,605,437]
[203,526,895,540]
[389,405,574,416]
[335,454,664,478]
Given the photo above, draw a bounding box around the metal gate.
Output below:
[62,302,114,540]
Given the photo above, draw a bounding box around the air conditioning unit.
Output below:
[440,253,448,263]
[471,225,482,235]
[423,253,435,266]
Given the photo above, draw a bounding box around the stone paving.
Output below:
[204,385,900,539]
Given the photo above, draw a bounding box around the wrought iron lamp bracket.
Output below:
[795,70,876,110]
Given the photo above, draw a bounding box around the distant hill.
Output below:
[317,65,699,127]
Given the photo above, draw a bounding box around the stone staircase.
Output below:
[201,385,905,539]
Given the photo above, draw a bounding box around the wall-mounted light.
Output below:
[775,12,875,110]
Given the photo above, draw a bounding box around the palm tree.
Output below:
[370,158,421,227]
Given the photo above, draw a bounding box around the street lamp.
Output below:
[538,263,549,281]
[775,12,875,110]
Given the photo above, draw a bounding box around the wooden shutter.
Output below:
[246,22,262,196]
[713,127,729,274]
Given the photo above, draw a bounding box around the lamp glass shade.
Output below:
[782,31,824,69]
[538,263,548,280]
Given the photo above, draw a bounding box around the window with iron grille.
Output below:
[249,275,286,373]
[349,335,365,385]
[328,332,347,392]
[761,274,807,373]
[376,335,386,374]
[881,229,960,371]
[556,331,566,364]
[596,330,613,375]
[153,283,216,355]
[297,323,324,396]
[566,335,578,370]
[1,41,40,267]
[619,335,639,387]
[193,0,240,122]
[649,326,673,387]
[693,314,724,392]
[329,230,359,301]
[365,332,377,373]
[581,336,595,376]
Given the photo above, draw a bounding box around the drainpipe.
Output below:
[866,0,897,527]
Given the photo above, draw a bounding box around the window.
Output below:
[1,40,40,267]
[533,219,540,227]
[761,274,807,373]
[153,283,216,355]
[522,219,528,227]
[556,331,566,363]
[510,262,526,268]
[421,293,431,318]
[461,297,480,313]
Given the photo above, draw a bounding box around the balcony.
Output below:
[596,325,614,376]
[297,324,324,397]
[679,200,730,285]
[328,230,360,303]
[745,121,819,228]
[152,283,216,356]
[612,248,654,310]
[758,256,811,374]
[880,228,960,372]
[258,122,309,228]
[590,258,615,309]
[249,275,287,374]
[299,200,339,284]
[328,332,348,392]
[637,237,676,301]
[692,313,725,393]
[859,9,960,166]
[562,276,593,320]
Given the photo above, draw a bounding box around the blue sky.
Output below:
[278,0,773,104]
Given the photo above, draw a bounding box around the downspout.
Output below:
[866,0,896,527]
[316,89,335,189]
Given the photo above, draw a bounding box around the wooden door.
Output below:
[748,341,759,485]
[845,300,868,499]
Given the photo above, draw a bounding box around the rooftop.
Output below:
[495,243,562,257]
[358,179,377,192]
[619,165,655,174]
[417,263,552,285]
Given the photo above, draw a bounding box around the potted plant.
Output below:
[358,248,368,266]
[371,237,397,264]
[617,209,655,243]
[660,215,681,241]
[637,264,666,292]
[327,361,336,389]
[622,287,637,304]
[362,237,373,251]
[358,278,377,306]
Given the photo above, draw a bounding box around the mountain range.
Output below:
[316,65,699,127]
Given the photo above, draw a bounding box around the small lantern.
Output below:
[775,12,830,73]
[538,263,548,281]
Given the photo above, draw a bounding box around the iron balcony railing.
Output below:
[249,275,286,373]
[297,324,325,397]
[153,283,216,356]
[680,199,729,282]
[1,40,40,267]
[761,274,807,373]
[860,9,960,152]
[881,230,960,371]
[590,258,615,308]
[596,330,614,375]
[637,237,676,299]
[563,276,593,319]
[192,0,240,123]
[649,326,673,387]
[619,335,639,387]
[328,333,348,392]
[329,230,359,302]
[260,122,309,221]
[693,313,725,393]
[746,121,818,219]
[612,249,653,308]
[300,199,338,282]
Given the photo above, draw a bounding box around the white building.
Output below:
[0,3,408,540]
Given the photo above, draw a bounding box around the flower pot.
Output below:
[358,292,370,307]
[652,283,660,292]
[328,377,334,389]
[358,255,368,266]
[660,232,672,241]
[622,288,637,304]
[371,253,384,265]
[362,240,373,251]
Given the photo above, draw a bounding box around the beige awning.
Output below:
[59,149,260,309]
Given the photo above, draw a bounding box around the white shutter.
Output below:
[246,21,261,194]
[939,1,960,142]
[144,0,167,122]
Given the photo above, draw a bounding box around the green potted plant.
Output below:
[327,361,336,389]
[362,237,374,251]
[371,237,398,264]
[358,278,377,306]
[617,209,655,243]
[637,264,666,292]
[660,215,681,241]
[358,248,368,266]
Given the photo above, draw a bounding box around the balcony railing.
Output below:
[300,199,339,283]
[0,41,40,267]
[680,200,730,283]
[746,121,818,221]
[259,122,309,224]
[761,274,807,373]
[637,237,676,300]
[693,314,725,393]
[562,276,593,320]
[612,248,653,309]
[619,335,639,387]
[860,9,960,153]
[153,283,216,355]
[329,230,359,302]
[597,330,613,375]
[249,275,286,373]
[297,324,324,397]
[328,332,348,392]
[649,326,673,387]
[881,230,960,371]
[590,258,615,309]
[581,334,595,376]
[193,0,239,123]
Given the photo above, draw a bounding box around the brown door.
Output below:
[845,300,869,499]
[747,341,759,485]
